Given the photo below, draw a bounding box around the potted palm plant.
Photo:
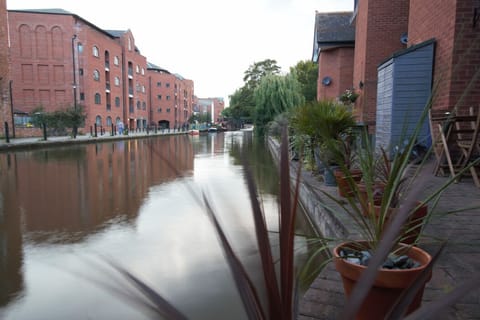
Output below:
[290,100,358,188]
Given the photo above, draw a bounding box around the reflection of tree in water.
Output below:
[30,146,87,163]
[228,132,279,196]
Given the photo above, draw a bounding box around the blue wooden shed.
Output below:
[375,39,436,155]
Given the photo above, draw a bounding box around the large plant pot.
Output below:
[373,202,428,245]
[333,241,432,320]
[334,169,363,197]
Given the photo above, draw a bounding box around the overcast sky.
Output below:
[8,0,353,105]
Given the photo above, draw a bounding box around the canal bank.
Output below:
[267,136,480,320]
[0,129,186,152]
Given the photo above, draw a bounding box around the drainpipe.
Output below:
[9,80,14,138]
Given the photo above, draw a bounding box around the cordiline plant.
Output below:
[95,127,479,320]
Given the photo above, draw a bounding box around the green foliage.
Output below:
[31,106,86,136]
[253,73,304,136]
[290,60,318,103]
[189,111,211,124]
[243,59,281,90]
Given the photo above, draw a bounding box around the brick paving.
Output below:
[297,166,480,319]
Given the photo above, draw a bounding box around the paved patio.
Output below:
[297,167,480,319]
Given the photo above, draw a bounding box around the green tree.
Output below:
[31,106,86,137]
[290,60,318,102]
[243,59,281,90]
[253,73,304,135]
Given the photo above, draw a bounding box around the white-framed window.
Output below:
[136,65,140,73]
[141,85,145,93]
[93,69,100,81]
[141,68,145,75]
[92,46,99,57]
[114,76,120,86]
[77,43,83,53]
[113,56,119,65]
[128,37,132,51]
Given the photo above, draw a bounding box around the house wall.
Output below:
[148,71,177,128]
[409,0,480,113]
[317,47,354,101]
[0,0,11,136]
[353,0,410,131]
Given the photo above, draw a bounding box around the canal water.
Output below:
[0,132,317,320]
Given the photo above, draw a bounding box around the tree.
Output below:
[253,73,304,135]
[290,60,318,102]
[243,59,281,90]
[31,106,86,137]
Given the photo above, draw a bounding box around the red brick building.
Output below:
[194,97,225,124]
[314,0,479,132]
[5,8,194,137]
[0,0,12,136]
[312,12,355,101]
[147,62,194,129]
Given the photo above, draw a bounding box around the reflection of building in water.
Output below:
[5,135,193,242]
[0,154,24,307]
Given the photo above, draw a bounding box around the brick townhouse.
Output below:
[314,0,480,145]
[4,7,194,137]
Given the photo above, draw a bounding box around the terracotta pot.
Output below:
[373,202,428,245]
[333,241,432,320]
[334,169,363,197]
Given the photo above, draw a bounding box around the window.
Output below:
[166,108,171,113]
[137,101,141,109]
[79,68,84,76]
[114,76,120,86]
[114,56,119,65]
[136,65,140,73]
[92,46,99,57]
[157,82,161,87]
[116,117,121,124]
[106,116,112,126]
[95,115,102,125]
[93,69,100,81]
[141,85,145,93]
[80,92,85,100]
[141,68,145,75]
[77,43,83,53]
[94,93,101,104]
[142,102,146,110]
[166,83,170,88]
[157,95,162,100]
[166,95,170,101]
[115,96,120,107]
[157,108,162,113]
[128,37,132,51]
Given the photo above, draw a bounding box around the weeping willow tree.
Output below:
[253,73,304,136]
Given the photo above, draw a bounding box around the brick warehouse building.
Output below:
[5,8,194,137]
[147,62,194,130]
[0,0,11,136]
[314,0,480,136]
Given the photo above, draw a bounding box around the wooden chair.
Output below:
[455,107,480,187]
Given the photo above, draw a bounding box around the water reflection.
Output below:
[0,132,316,320]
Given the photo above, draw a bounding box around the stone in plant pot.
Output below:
[334,168,363,197]
[333,241,432,320]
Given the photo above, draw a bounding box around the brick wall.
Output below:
[353,0,410,130]
[317,47,354,101]
[409,0,479,113]
[0,0,11,136]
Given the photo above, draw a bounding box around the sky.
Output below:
[7,0,353,106]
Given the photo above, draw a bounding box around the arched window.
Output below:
[115,96,120,107]
[106,116,112,126]
[94,93,101,104]
[93,69,100,81]
[92,46,99,57]
[142,102,146,110]
[96,115,102,125]
[136,101,141,109]
[116,117,121,124]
